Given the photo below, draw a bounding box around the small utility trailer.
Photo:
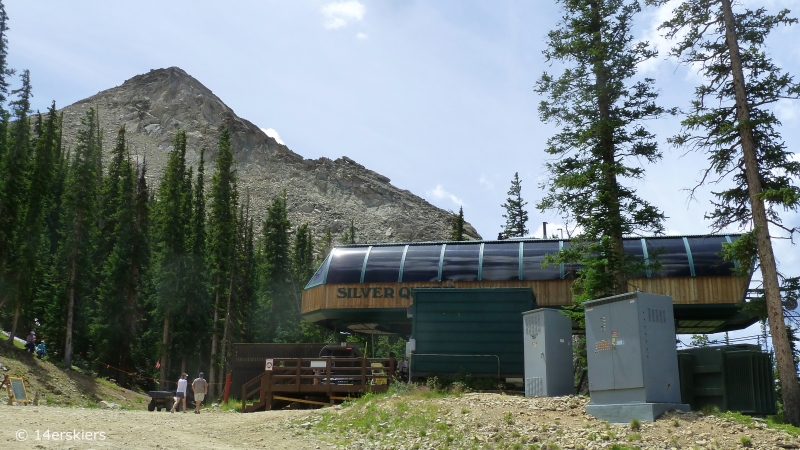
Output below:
[147,391,194,412]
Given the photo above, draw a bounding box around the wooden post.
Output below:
[295,360,301,392]
[326,358,332,393]
[263,371,272,411]
[223,373,231,405]
[361,358,366,387]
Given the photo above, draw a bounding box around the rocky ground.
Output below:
[292,391,800,450]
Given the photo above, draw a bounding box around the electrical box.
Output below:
[585,292,682,406]
[523,308,574,397]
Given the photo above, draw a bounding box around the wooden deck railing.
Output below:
[241,357,395,412]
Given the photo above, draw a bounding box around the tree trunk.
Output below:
[7,300,19,345]
[209,278,220,400]
[64,257,78,369]
[219,268,235,396]
[589,0,627,296]
[160,312,169,389]
[720,0,800,426]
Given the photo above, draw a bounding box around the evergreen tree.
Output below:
[92,127,150,387]
[2,71,36,342]
[207,129,238,399]
[259,192,293,342]
[174,147,208,376]
[451,207,466,241]
[535,0,667,309]
[654,0,800,425]
[501,173,529,238]
[340,220,357,245]
[152,131,192,386]
[55,108,102,368]
[317,228,333,263]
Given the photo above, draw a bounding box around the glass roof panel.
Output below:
[326,247,369,284]
[646,238,691,277]
[522,241,561,280]
[305,253,330,289]
[401,244,442,282]
[363,246,405,283]
[686,237,735,277]
[622,239,648,278]
[481,242,520,281]
[441,243,480,281]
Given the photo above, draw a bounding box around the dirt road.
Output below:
[1,405,327,449]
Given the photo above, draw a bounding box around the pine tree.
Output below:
[6,103,59,345]
[340,220,357,245]
[535,0,667,308]
[152,131,192,386]
[501,173,529,238]
[207,129,238,399]
[2,71,35,342]
[451,207,466,241]
[654,0,800,425]
[317,228,333,263]
[259,192,293,342]
[175,147,208,376]
[57,108,102,368]
[92,127,150,387]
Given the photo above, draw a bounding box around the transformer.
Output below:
[523,308,574,397]
[584,292,689,422]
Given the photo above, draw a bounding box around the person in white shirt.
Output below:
[172,373,188,413]
[398,356,409,382]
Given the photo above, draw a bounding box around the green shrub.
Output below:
[630,419,641,431]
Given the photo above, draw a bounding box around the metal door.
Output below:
[586,304,614,390]
[609,299,644,389]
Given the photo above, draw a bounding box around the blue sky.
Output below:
[6,1,800,343]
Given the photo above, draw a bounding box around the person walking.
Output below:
[172,373,188,413]
[25,331,36,354]
[398,356,409,382]
[192,372,208,414]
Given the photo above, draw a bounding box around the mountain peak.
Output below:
[59,68,481,242]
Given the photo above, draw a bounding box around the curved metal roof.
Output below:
[304,234,742,289]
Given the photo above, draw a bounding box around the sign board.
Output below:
[265,359,273,371]
[10,377,28,405]
[310,360,326,368]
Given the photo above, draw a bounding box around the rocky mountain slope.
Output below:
[58,67,480,243]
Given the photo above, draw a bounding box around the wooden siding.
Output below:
[301,276,749,314]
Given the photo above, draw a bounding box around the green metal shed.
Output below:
[409,288,537,379]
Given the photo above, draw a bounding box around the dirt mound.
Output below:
[0,344,146,409]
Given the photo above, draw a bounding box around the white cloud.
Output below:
[321,1,365,30]
[479,174,494,190]
[638,1,678,75]
[427,184,463,206]
[356,32,368,40]
[775,99,799,123]
[260,127,285,146]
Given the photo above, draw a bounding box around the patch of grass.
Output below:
[135,396,143,403]
[503,412,515,425]
[86,400,99,409]
[461,407,471,414]
[630,419,641,431]
[669,436,679,447]
[740,436,752,447]
[672,418,680,427]
[545,443,560,450]
[610,445,635,450]
[627,433,642,442]
[701,405,720,416]
[588,433,598,441]
[717,411,754,427]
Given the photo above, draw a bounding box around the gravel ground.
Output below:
[0,405,330,450]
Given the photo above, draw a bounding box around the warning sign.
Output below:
[265,359,273,371]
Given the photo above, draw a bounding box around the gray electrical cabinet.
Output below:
[585,292,689,422]
[523,308,574,397]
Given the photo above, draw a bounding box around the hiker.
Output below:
[192,372,208,414]
[25,331,36,354]
[398,356,409,382]
[36,340,47,359]
[172,373,188,413]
